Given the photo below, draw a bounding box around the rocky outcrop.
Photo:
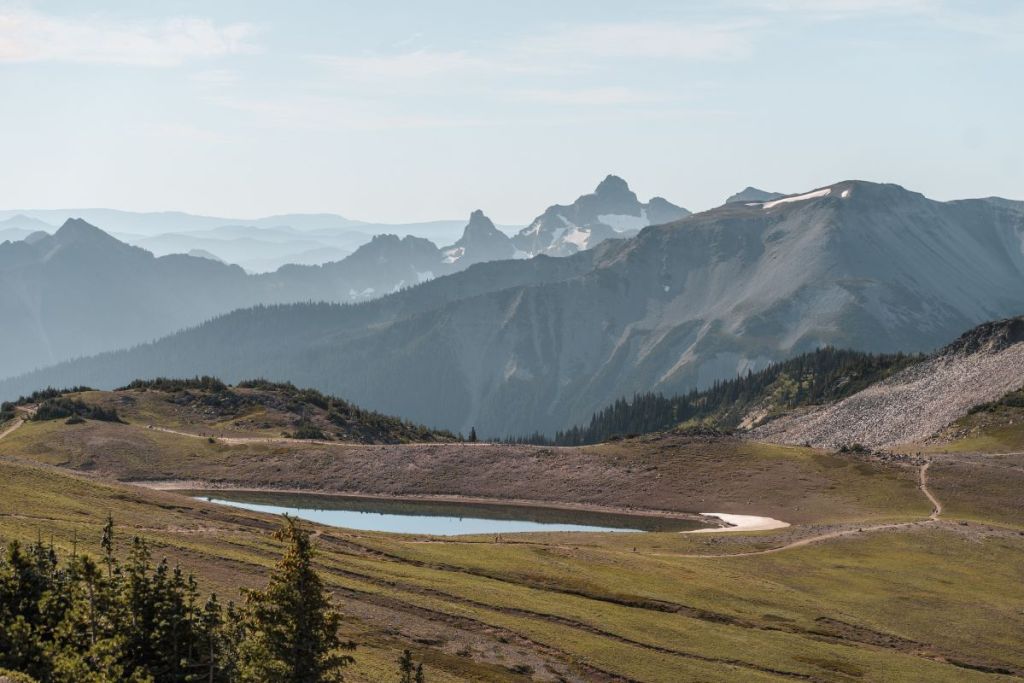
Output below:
[753,317,1024,449]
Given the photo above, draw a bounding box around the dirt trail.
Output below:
[671,460,944,559]
[920,460,942,519]
[0,406,35,442]
[0,418,24,441]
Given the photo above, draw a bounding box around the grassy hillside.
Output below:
[1,412,931,525]
[0,453,1021,682]
[6,380,456,444]
[2,378,1023,680]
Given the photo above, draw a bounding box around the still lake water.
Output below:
[185,490,706,536]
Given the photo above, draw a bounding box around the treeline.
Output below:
[240,380,458,444]
[2,387,115,426]
[32,397,123,424]
[0,516,433,682]
[515,347,922,446]
[120,376,457,444]
[119,377,228,394]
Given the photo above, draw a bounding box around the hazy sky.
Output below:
[1,1,1021,223]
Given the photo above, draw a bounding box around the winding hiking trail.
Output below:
[669,459,944,559]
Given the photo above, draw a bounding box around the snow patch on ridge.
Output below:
[442,247,465,264]
[762,188,832,209]
[598,209,648,232]
[562,227,591,249]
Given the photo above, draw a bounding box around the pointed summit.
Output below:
[463,209,498,236]
[442,210,515,266]
[595,174,631,196]
[54,217,116,244]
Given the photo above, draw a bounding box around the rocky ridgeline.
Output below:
[752,316,1024,450]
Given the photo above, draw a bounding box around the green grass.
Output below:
[2,397,1023,681]
[0,456,1021,682]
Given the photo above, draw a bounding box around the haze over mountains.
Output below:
[0,208,522,273]
[4,179,1022,437]
[0,176,684,379]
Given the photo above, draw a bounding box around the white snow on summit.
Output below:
[762,188,832,209]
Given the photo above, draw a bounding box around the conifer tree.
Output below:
[240,515,354,682]
[398,649,414,683]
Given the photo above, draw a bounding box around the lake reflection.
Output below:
[182,490,705,536]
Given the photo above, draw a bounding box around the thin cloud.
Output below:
[513,87,677,106]
[313,50,491,81]
[520,21,758,62]
[0,9,258,66]
[309,19,757,87]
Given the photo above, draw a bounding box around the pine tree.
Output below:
[240,515,354,682]
[398,649,414,683]
[468,427,477,443]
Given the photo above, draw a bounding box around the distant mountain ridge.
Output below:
[6,179,1022,438]
[512,175,690,256]
[0,176,686,378]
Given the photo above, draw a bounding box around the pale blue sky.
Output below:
[1,1,1021,223]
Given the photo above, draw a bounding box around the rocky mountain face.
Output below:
[752,316,1024,449]
[441,210,516,267]
[0,210,565,379]
[512,175,690,256]
[725,187,785,204]
[7,181,1022,438]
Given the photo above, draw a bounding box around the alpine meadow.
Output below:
[1,2,1022,682]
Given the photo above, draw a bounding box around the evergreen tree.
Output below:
[398,649,414,683]
[240,516,354,682]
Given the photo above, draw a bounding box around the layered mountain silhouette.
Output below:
[5,180,1022,438]
[512,175,690,256]
[0,177,680,378]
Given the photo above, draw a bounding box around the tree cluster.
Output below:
[509,347,923,445]
[0,516,354,683]
[32,398,123,424]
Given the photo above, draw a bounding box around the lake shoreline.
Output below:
[133,478,726,528]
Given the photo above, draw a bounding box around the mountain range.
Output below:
[511,175,689,256]
[0,208,524,273]
[0,177,685,379]
[4,180,1021,437]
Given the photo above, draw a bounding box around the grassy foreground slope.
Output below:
[1,384,1023,681]
[0,453,1021,682]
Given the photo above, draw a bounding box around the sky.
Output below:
[1,0,1022,224]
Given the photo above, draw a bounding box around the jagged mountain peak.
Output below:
[443,209,515,266]
[594,174,632,197]
[513,176,688,257]
[464,209,498,235]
